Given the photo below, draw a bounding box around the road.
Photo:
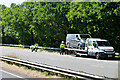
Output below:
[0,68,30,80]
[1,68,53,80]
[0,46,119,79]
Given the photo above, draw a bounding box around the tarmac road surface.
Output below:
[1,67,57,80]
[0,68,30,80]
[0,46,119,79]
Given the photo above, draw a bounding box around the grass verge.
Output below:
[0,60,80,80]
[1,45,60,53]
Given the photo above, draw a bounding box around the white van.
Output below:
[86,38,115,59]
[66,34,91,49]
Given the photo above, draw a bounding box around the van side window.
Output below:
[71,35,75,39]
[93,41,97,47]
[76,35,80,40]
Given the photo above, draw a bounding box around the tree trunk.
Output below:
[31,29,34,45]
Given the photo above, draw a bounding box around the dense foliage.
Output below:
[0,2,120,52]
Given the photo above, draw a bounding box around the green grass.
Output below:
[1,45,59,53]
[38,48,59,53]
[6,55,18,59]
[1,60,69,79]
[79,71,84,73]
[1,60,82,80]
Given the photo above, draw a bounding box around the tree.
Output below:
[1,2,119,52]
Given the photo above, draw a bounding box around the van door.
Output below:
[87,40,93,56]
[74,35,80,47]
[70,34,76,47]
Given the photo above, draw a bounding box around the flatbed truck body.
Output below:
[65,38,115,59]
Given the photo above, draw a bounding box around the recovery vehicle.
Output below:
[65,34,115,59]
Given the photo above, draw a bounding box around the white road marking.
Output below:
[0,70,23,78]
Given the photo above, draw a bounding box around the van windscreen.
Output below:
[97,41,111,46]
[80,35,91,39]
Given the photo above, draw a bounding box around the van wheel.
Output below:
[87,52,90,57]
[72,54,77,57]
[77,44,81,49]
[96,53,100,59]
[72,51,77,57]
[67,43,70,48]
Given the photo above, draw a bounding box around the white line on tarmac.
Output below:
[0,70,23,78]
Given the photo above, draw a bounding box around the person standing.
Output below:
[34,43,38,52]
[60,41,65,55]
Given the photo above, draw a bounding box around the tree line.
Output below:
[0,2,120,52]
